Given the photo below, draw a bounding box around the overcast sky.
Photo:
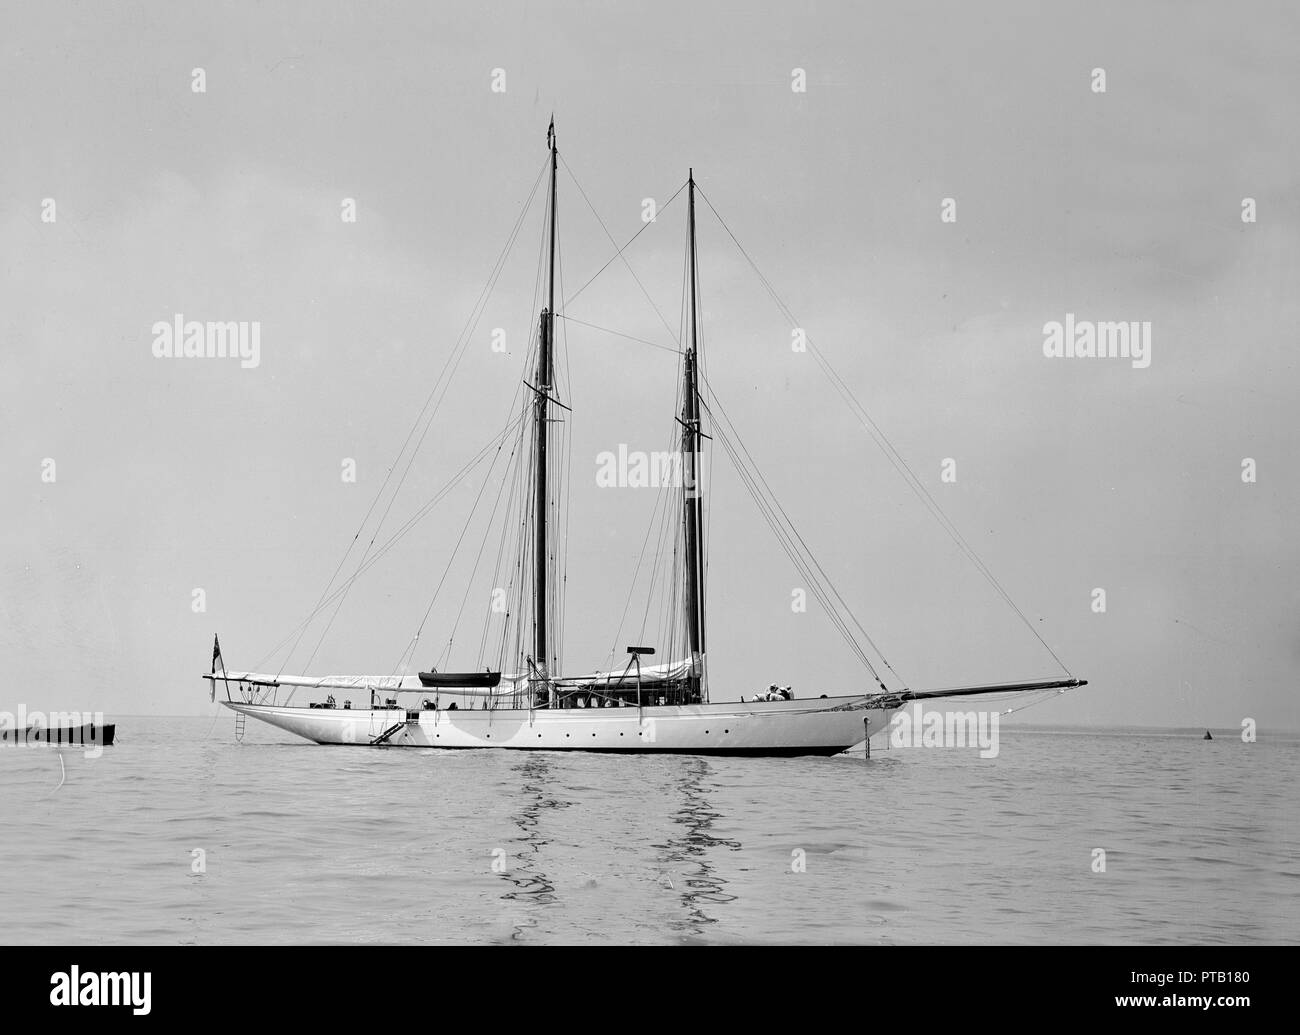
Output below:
[2,1,1297,730]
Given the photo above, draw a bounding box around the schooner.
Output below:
[202,122,1085,754]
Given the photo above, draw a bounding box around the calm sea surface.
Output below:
[1,716,1296,944]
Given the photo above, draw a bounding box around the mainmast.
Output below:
[534,119,558,686]
[682,170,707,702]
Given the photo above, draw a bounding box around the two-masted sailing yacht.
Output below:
[202,122,1085,755]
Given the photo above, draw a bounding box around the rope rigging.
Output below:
[560,164,900,690]
[249,144,1069,703]
[559,157,685,344]
[694,184,1073,680]
[251,412,527,673]
[402,383,528,679]
[259,155,551,676]
[698,381,897,689]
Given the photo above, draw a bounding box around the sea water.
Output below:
[0,716,1296,944]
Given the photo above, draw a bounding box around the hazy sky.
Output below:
[2,1,1297,729]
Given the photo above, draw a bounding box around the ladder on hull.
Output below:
[371,706,424,746]
[234,711,246,742]
[367,690,404,745]
[371,720,407,746]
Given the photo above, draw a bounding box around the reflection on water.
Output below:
[499,754,568,940]
[656,757,741,932]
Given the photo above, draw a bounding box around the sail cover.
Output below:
[554,653,701,688]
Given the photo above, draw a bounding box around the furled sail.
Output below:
[203,655,703,696]
[554,653,702,689]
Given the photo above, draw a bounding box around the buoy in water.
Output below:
[1203,730,1213,740]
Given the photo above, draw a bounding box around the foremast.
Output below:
[682,170,707,702]
[532,119,559,698]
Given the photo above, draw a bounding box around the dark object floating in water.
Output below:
[1203,730,1213,740]
[1,723,115,746]
[417,670,502,689]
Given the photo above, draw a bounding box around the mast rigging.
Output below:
[533,117,558,689]
[682,169,707,702]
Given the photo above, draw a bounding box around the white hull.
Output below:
[225,695,900,756]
